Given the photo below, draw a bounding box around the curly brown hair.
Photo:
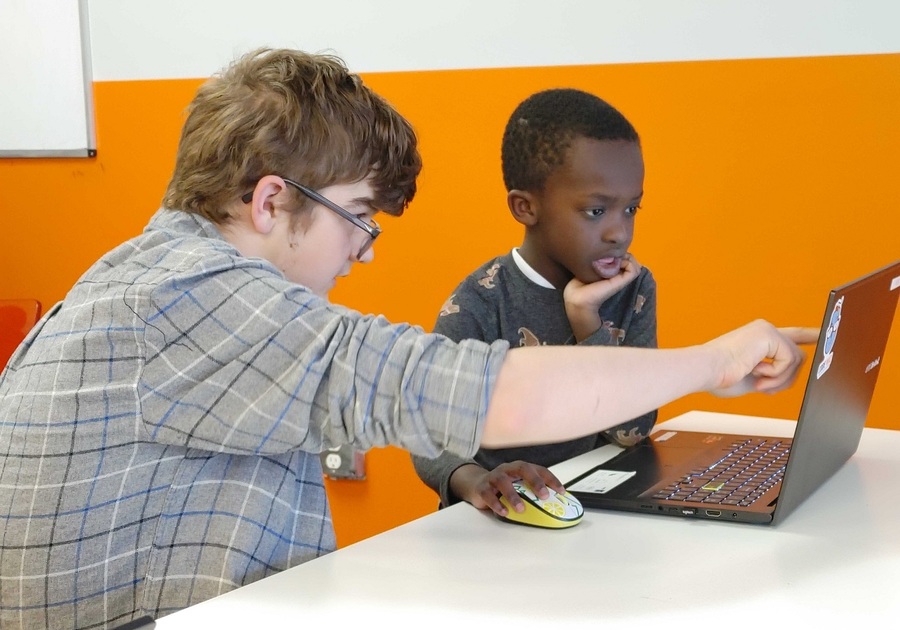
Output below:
[163,48,422,223]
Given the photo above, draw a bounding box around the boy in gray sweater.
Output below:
[413,89,658,516]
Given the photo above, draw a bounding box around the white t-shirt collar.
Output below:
[511,247,555,289]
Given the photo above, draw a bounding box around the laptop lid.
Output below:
[771,259,900,523]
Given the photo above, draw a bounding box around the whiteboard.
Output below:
[0,0,96,158]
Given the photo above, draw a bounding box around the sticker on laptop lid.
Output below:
[817,295,843,379]
[891,275,900,292]
[568,469,636,494]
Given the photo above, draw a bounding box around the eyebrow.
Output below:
[585,192,644,203]
[347,197,379,213]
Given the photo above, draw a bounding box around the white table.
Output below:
[155,411,900,628]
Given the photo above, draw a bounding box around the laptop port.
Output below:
[704,510,722,518]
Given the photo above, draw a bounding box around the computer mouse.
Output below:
[497,481,584,529]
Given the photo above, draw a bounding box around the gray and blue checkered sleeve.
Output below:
[136,259,507,459]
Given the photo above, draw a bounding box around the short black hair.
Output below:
[501,88,639,192]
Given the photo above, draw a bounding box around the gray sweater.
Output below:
[412,251,658,508]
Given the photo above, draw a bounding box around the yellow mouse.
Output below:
[498,481,584,529]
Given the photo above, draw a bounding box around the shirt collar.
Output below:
[511,247,555,289]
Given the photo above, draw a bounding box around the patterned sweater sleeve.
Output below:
[411,273,496,507]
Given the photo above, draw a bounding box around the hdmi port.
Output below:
[705,509,722,518]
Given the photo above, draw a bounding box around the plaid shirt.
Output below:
[0,209,507,629]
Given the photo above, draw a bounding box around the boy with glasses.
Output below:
[0,49,815,629]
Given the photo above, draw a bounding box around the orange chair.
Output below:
[0,299,42,370]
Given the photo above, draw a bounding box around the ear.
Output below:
[246,175,288,235]
[507,189,538,227]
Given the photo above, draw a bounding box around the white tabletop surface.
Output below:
[155,411,900,628]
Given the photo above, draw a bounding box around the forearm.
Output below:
[481,344,718,447]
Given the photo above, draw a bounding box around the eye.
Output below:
[357,210,378,224]
[626,204,642,216]
[584,207,605,218]
[355,202,379,219]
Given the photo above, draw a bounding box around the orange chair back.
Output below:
[0,299,43,370]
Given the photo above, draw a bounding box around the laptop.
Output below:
[567,260,900,525]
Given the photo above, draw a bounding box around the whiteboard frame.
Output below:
[0,0,96,158]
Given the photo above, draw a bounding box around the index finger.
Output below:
[778,326,820,345]
[519,467,565,498]
[622,252,642,275]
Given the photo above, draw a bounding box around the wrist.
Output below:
[695,341,729,393]
[566,309,602,342]
[449,463,487,502]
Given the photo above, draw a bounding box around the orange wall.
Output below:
[1,53,898,547]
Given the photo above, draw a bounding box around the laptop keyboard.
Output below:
[652,438,792,507]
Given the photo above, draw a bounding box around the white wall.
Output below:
[88,0,900,81]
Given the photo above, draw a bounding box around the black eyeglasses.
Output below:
[242,178,381,260]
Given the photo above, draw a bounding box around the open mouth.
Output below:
[592,256,623,279]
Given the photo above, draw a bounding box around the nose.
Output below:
[355,218,380,263]
[357,248,375,264]
[600,211,632,244]
[356,240,375,264]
